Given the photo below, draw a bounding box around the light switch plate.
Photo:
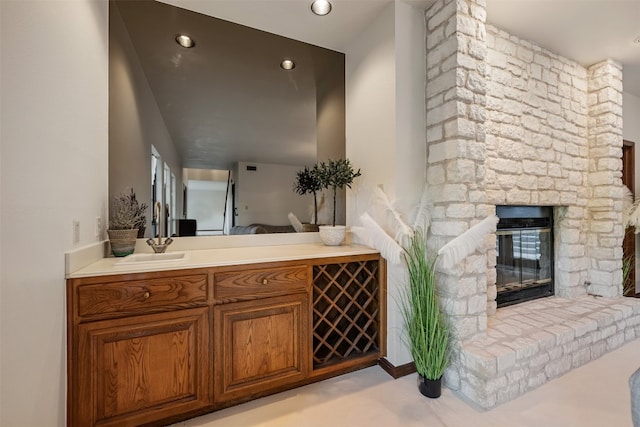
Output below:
[72,220,80,244]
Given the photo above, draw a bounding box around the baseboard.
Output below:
[378,358,416,379]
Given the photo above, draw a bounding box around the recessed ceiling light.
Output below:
[634,36,640,45]
[310,0,332,16]
[280,59,296,70]
[175,34,195,48]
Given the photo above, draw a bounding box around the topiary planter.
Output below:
[418,375,442,399]
[108,229,139,257]
[318,225,346,246]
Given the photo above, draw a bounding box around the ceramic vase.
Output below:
[318,225,346,246]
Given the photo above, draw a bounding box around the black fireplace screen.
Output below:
[496,206,554,307]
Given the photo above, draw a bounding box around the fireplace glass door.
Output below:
[496,206,554,307]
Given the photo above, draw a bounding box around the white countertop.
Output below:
[67,243,379,278]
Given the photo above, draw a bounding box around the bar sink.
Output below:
[114,252,188,266]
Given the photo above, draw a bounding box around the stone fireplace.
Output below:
[496,205,554,307]
[423,0,640,409]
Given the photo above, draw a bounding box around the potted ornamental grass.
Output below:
[400,227,450,398]
[108,188,147,257]
[352,185,499,398]
[317,158,361,245]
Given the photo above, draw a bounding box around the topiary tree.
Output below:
[318,158,361,227]
[293,164,323,224]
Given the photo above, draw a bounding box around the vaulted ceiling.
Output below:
[119,0,640,170]
[161,0,640,96]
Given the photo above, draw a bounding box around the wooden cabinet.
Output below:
[75,308,210,427]
[213,294,309,403]
[67,271,212,427]
[311,257,385,376]
[213,264,310,404]
[67,254,384,426]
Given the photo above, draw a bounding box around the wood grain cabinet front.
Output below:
[75,274,208,320]
[73,307,211,427]
[214,265,307,300]
[213,293,310,404]
[67,255,384,426]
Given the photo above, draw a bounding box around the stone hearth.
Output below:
[458,295,640,408]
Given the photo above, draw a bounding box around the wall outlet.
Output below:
[95,217,103,240]
[72,220,80,244]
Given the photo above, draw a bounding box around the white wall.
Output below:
[394,2,427,219]
[235,161,310,226]
[187,180,227,233]
[0,1,109,425]
[110,2,183,236]
[391,1,427,365]
[183,168,232,233]
[625,92,640,190]
[346,5,397,206]
[345,1,426,367]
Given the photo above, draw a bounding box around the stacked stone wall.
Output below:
[586,60,624,297]
[484,25,591,302]
[425,0,489,353]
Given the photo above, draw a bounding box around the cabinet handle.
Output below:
[262,278,269,285]
[143,291,150,299]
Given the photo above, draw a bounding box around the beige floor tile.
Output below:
[173,338,640,427]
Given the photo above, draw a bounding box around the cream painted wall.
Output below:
[624,91,640,191]
[391,1,427,366]
[345,1,397,364]
[345,1,426,367]
[110,2,183,237]
[623,92,640,145]
[235,161,311,226]
[0,1,108,426]
[346,5,396,205]
[316,53,347,226]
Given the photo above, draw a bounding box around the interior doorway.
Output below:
[622,141,636,296]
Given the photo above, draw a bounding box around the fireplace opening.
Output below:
[496,206,554,308]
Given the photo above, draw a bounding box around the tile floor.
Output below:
[172,338,640,427]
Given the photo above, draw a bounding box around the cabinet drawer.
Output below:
[215,266,307,299]
[77,274,208,318]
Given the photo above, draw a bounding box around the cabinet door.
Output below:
[74,307,211,427]
[214,294,309,403]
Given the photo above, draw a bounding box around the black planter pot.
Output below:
[418,375,442,398]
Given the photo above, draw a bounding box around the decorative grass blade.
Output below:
[359,212,405,265]
[287,212,304,233]
[437,215,499,270]
[623,185,637,229]
[628,200,640,233]
[373,186,413,245]
[350,226,373,247]
[411,185,432,231]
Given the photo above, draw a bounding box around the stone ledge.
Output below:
[455,295,640,408]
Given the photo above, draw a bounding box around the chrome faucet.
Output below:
[146,201,173,253]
